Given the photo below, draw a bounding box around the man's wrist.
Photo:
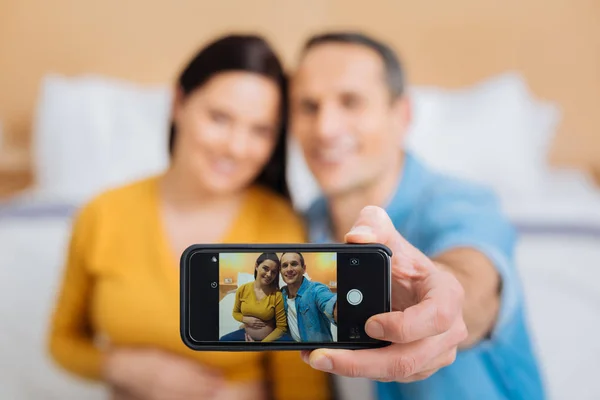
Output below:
[432,251,501,348]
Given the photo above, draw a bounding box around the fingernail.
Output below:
[348,225,374,236]
[301,351,310,364]
[310,353,333,371]
[366,320,384,338]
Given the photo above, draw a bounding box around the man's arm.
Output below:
[314,285,337,324]
[433,247,501,348]
[413,182,516,350]
[303,206,468,382]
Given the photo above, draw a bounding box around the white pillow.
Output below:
[404,72,561,203]
[32,74,172,204]
[237,272,255,287]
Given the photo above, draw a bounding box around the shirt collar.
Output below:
[306,151,422,243]
[297,276,310,296]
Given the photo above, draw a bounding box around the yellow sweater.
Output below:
[233,282,287,342]
[48,176,331,399]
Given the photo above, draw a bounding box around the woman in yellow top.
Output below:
[222,253,292,342]
[47,34,331,400]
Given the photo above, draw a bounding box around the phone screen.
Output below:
[182,245,391,350]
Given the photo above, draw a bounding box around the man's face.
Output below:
[280,253,305,285]
[290,43,409,197]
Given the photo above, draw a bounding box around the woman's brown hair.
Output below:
[169,34,290,199]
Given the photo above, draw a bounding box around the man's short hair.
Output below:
[281,252,305,267]
[302,31,405,98]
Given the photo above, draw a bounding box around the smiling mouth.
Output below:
[212,159,237,175]
[312,142,357,165]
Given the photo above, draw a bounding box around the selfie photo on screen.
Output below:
[218,252,338,342]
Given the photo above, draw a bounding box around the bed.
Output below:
[1,72,599,400]
[0,200,106,400]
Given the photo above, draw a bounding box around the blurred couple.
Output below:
[220,252,337,343]
[48,31,545,400]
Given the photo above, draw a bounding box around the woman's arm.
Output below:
[262,292,287,342]
[102,348,223,400]
[232,284,244,323]
[47,204,104,380]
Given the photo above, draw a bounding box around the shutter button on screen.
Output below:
[346,289,363,306]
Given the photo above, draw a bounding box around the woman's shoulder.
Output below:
[70,175,161,234]
[238,281,254,293]
[80,175,160,215]
[237,282,258,300]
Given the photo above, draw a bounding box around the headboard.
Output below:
[1,0,599,187]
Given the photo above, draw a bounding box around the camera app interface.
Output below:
[187,249,387,344]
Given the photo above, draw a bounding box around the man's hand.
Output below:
[243,316,266,329]
[302,206,468,382]
[102,348,223,400]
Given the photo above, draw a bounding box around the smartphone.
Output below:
[180,243,392,351]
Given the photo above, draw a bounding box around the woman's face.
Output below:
[172,71,281,195]
[256,259,279,286]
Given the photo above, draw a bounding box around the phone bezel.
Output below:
[180,243,392,351]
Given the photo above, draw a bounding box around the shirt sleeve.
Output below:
[263,292,287,342]
[314,283,337,325]
[47,201,104,380]
[410,180,521,341]
[232,284,244,323]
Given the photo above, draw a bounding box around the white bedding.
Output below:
[1,197,600,400]
[518,234,600,400]
[0,213,106,400]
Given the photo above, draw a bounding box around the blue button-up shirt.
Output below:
[305,152,546,400]
[281,277,337,342]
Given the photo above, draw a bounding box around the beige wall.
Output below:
[1,0,599,177]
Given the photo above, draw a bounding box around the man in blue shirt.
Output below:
[290,31,546,400]
[279,252,338,342]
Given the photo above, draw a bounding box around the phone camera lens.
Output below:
[350,258,359,265]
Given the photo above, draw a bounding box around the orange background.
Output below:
[219,252,337,287]
[1,0,600,185]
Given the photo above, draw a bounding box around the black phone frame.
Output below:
[180,243,392,351]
